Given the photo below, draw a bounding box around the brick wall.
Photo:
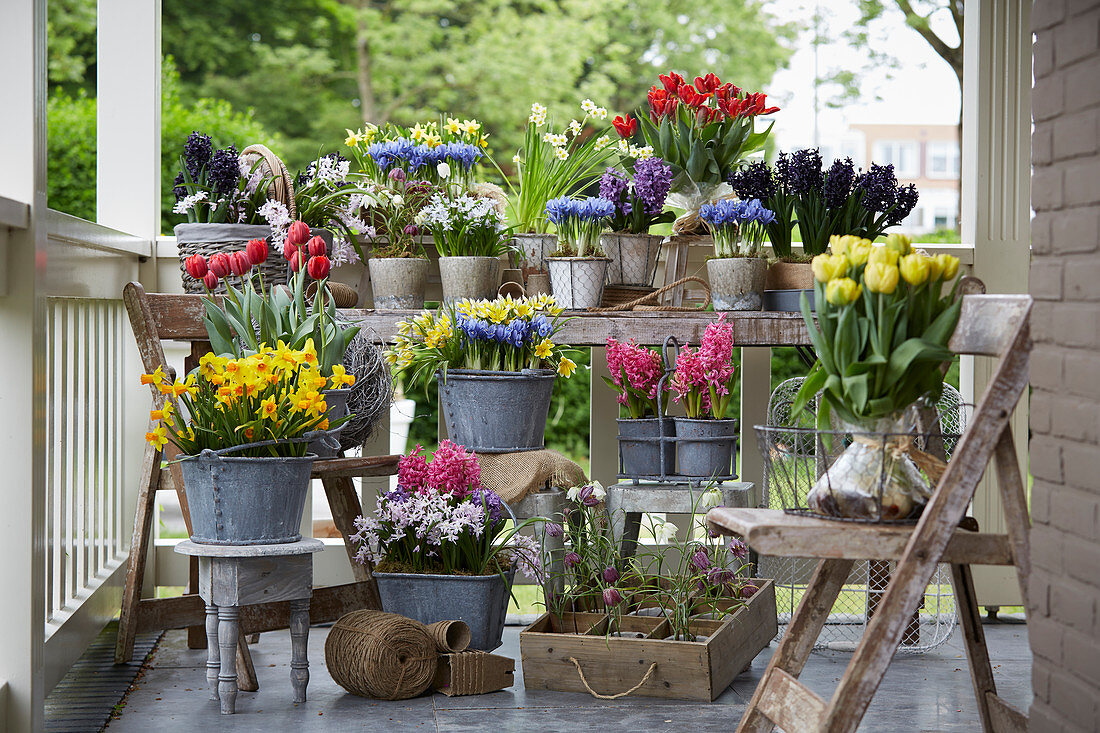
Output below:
[1030,1,1100,731]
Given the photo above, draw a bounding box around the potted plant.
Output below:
[141,339,347,545]
[507,100,617,274]
[343,116,489,188]
[699,198,774,311]
[545,196,615,309]
[727,156,799,294]
[603,338,674,477]
[598,158,675,286]
[791,234,962,521]
[351,441,543,651]
[670,317,739,478]
[388,293,577,452]
[416,191,511,302]
[624,72,779,235]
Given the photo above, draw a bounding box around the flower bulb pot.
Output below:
[368,256,428,309]
[674,417,739,479]
[180,451,315,545]
[437,369,556,452]
[374,569,515,651]
[706,257,766,311]
[600,233,663,286]
[547,256,610,310]
[307,387,352,458]
[617,417,675,477]
[438,256,501,303]
[175,223,274,294]
[513,232,558,272]
[764,260,814,291]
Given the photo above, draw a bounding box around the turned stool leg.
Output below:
[289,598,310,703]
[217,606,240,714]
[205,603,220,701]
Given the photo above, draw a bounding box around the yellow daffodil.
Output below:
[534,338,554,359]
[461,119,481,135]
[884,233,912,256]
[444,117,461,135]
[864,262,900,294]
[140,366,166,386]
[329,364,356,388]
[145,424,169,448]
[557,356,577,378]
[899,253,931,286]
[934,253,960,280]
[259,396,278,420]
[825,277,862,306]
[301,339,319,367]
[150,402,174,426]
[811,253,848,283]
[868,246,899,268]
[344,130,359,148]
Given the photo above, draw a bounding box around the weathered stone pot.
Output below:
[765,260,813,291]
[707,257,767,311]
[180,450,315,545]
[617,417,675,477]
[375,569,515,651]
[368,257,428,309]
[437,368,556,452]
[600,233,663,286]
[547,256,610,310]
[514,233,558,272]
[674,417,739,479]
[438,256,501,303]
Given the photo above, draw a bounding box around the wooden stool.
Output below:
[174,539,324,715]
[606,481,754,557]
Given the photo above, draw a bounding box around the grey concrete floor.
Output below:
[104,622,1032,732]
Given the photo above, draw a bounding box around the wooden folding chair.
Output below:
[707,294,1032,733]
[115,282,398,690]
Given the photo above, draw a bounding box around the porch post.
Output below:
[960,0,1032,605]
[0,0,48,730]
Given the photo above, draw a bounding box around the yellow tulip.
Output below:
[846,239,874,267]
[934,253,960,280]
[884,233,913,257]
[864,262,900,294]
[829,234,864,260]
[868,246,899,267]
[926,256,943,281]
[825,277,862,306]
[899,254,931,286]
[811,253,848,283]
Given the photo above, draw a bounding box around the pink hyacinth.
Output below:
[606,338,664,408]
[425,440,482,498]
[397,444,430,492]
[671,316,736,417]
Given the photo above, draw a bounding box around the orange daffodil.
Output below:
[141,340,350,457]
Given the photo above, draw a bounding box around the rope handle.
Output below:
[590,276,711,312]
[568,657,658,700]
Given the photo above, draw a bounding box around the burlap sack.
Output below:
[477,449,587,503]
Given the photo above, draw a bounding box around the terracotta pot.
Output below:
[765,260,814,291]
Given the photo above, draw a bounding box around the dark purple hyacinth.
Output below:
[855,162,900,212]
[172,171,187,200]
[183,132,213,181]
[633,157,673,215]
[208,145,241,195]
[471,488,505,524]
[599,167,631,216]
[728,160,776,202]
[787,148,824,196]
[890,183,919,224]
[823,157,855,208]
[773,151,791,189]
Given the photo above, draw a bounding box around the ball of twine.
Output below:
[324,610,437,700]
[339,329,394,451]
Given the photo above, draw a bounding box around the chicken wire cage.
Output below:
[757,377,965,653]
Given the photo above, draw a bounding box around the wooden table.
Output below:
[174,539,325,715]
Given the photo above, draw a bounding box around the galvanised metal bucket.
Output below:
[180,450,315,545]
[617,417,675,477]
[373,569,515,651]
[674,417,739,479]
[437,369,555,453]
[307,388,351,458]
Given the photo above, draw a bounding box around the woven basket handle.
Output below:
[568,656,657,700]
[241,143,298,220]
[590,276,711,312]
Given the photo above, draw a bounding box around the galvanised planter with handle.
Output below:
[437,368,555,453]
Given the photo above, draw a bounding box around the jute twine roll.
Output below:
[426,620,471,653]
[324,610,438,700]
[306,280,359,308]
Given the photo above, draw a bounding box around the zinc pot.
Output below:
[707,257,766,311]
[547,257,610,310]
[764,260,814,291]
[175,223,273,294]
[368,257,429,309]
[763,288,815,313]
[307,388,352,458]
[514,233,558,272]
[180,450,315,545]
[600,233,663,286]
[617,418,675,477]
[438,256,501,303]
[437,369,555,453]
[374,569,515,651]
[674,418,739,479]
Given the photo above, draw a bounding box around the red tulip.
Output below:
[246,238,269,265]
[679,84,706,108]
[288,249,304,272]
[208,252,231,278]
[306,255,331,280]
[612,114,637,139]
[229,251,251,276]
[184,253,208,280]
[287,220,311,247]
[202,271,218,289]
[658,71,684,94]
[307,235,327,257]
[282,239,299,261]
[694,73,721,94]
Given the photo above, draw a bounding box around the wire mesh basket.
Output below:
[759,378,964,653]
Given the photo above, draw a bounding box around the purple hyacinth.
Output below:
[855,162,900,212]
[183,131,213,180]
[787,148,824,196]
[599,167,631,216]
[208,145,241,195]
[172,171,187,200]
[890,183,920,225]
[471,488,505,524]
[823,157,855,208]
[633,157,673,215]
[774,151,792,190]
[728,160,776,202]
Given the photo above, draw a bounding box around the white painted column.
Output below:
[740,347,771,508]
[960,0,1032,606]
[0,0,48,730]
[590,347,618,486]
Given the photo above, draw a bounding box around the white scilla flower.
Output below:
[171,191,208,214]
